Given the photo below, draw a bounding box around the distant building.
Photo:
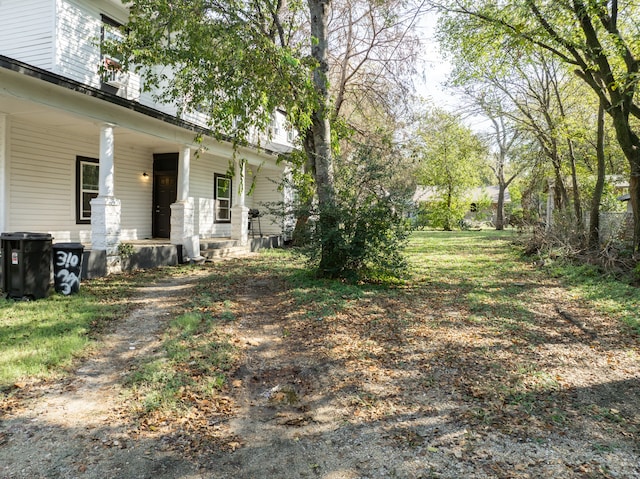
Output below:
[412,186,510,224]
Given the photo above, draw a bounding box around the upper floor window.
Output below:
[214,173,232,223]
[268,113,280,138]
[76,157,99,224]
[100,15,125,87]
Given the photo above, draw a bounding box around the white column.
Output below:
[0,114,7,233]
[99,123,115,197]
[91,123,121,274]
[231,159,249,245]
[177,145,190,201]
[171,145,201,261]
[234,158,246,207]
[282,164,295,240]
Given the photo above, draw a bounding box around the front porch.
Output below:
[81,236,284,279]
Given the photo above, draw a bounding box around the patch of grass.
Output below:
[6,229,639,450]
[0,264,206,392]
[0,272,145,389]
[125,307,237,415]
[546,259,640,334]
[291,282,367,319]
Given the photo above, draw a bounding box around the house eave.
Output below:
[0,54,287,158]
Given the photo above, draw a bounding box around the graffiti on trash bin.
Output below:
[55,250,81,295]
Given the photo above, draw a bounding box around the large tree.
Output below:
[484,113,524,230]
[434,0,640,255]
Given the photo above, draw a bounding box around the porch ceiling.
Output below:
[0,91,177,151]
[0,61,287,167]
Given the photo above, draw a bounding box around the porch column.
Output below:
[171,145,201,260]
[0,114,7,233]
[176,144,190,201]
[231,159,249,245]
[91,123,122,274]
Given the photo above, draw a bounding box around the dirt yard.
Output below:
[0,250,639,479]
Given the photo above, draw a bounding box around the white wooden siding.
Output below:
[137,66,181,118]
[112,143,153,240]
[55,0,102,86]
[0,0,55,69]
[0,0,294,153]
[7,119,153,242]
[190,153,231,237]
[6,120,284,243]
[9,120,94,240]
[249,169,285,236]
[53,0,143,98]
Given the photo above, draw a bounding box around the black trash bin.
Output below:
[52,243,84,295]
[1,232,53,300]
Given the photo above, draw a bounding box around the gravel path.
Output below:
[0,272,210,479]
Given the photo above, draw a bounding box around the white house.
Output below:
[0,0,294,277]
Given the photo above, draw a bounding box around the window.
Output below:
[100,15,125,86]
[214,173,232,223]
[268,113,279,138]
[76,157,99,224]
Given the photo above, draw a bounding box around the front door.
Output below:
[153,174,177,238]
[152,153,179,238]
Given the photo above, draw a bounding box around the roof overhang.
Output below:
[0,55,286,168]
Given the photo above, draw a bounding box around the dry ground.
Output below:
[0,250,639,479]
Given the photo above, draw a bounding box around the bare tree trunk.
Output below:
[445,188,452,231]
[292,131,316,245]
[552,166,568,210]
[308,0,338,275]
[493,161,506,230]
[567,138,583,235]
[589,100,606,249]
[496,183,505,230]
[610,109,640,256]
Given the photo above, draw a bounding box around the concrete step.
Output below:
[200,245,252,260]
[200,239,238,250]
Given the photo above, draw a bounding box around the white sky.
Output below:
[414,12,457,108]
[413,12,492,133]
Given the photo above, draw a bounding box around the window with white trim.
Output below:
[214,173,232,223]
[100,15,126,87]
[76,157,99,224]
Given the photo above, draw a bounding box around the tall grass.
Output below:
[407,230,639,334]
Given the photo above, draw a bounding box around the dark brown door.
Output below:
[153,174,177,238]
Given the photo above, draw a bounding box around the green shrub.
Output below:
[309,192,411,281]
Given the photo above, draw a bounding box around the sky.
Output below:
[414,12,494,134]
[414,12,457,109]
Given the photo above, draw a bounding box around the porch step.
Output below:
[200,239,238,250]
[201,245,253,260]
[199,238,252,261]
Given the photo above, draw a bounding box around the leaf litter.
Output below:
[0,246,639,478]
